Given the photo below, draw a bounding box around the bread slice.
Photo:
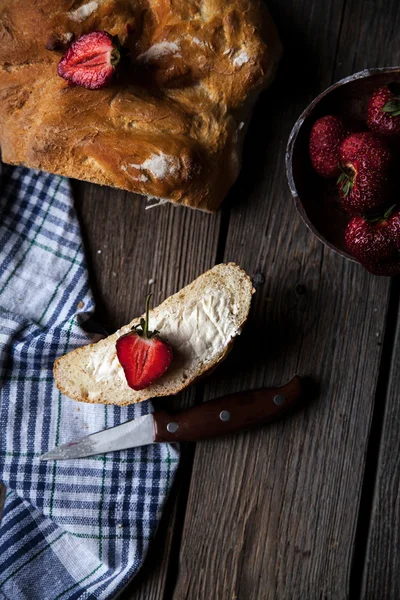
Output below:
[54,263,254,406]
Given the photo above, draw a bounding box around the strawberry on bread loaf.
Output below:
[54,263,254,406]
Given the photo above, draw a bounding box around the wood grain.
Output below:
[171,0,397,598]
[73,184,222,600]
[73,183,222,331]
[361,293,400,599]
[2,2,400,597]
[57,0,400,598]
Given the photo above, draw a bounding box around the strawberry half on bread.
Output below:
[116,295,173,391]
[54,264,254,406]
[58,31,122,90]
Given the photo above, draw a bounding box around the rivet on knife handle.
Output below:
[153,376,302,443]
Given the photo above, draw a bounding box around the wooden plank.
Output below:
[172,1,397,598]
[337,2,400,596]
[73,183,222,332]
[74,183,221,599]
[361,290,400,599]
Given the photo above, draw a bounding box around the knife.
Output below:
[40,376,302,460]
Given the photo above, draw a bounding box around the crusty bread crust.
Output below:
[0,1,281,211]
[54,263,254,405]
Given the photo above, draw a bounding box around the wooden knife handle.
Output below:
[153,376,303,443]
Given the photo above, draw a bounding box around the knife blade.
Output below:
[40,376,302,460]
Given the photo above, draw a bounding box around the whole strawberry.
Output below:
[309,115,347,178]
[345,207,400,276]
[337,132,391,215]
[367,83,400,136]
[58,31,121,90]
[116,295,173,390]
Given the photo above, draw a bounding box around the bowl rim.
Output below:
[285,66,400,261]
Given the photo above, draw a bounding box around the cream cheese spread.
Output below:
[86,342,125,383]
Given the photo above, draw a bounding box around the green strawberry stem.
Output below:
[131,294,159,338]
[384,204,397,219]
[144,293,151,338]
[366,204,397,223]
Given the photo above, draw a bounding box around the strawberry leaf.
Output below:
[337,169,353,197]
[341,180,352,196]
[382,99,400,116]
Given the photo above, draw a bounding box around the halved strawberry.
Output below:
[57,31,120,90]
[116,295,173,391]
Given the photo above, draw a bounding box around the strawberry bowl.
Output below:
[286,67,400,261]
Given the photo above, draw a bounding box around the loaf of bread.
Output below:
[0,1,281,211]
[54,263,254,405]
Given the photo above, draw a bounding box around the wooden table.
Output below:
[3,0,400,597]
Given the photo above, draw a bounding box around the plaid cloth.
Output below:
[0,165,179,599]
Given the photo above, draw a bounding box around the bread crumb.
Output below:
[77,301,84,309]
[148,278,155,285]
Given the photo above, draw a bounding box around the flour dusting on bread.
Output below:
[128,153,179,180]
[68,1,100,22]
[233,50,250,67]
[137,41,181,63]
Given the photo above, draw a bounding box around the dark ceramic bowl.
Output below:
[286,67,400,260]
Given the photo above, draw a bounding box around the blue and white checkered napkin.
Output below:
[0,165,179,599]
